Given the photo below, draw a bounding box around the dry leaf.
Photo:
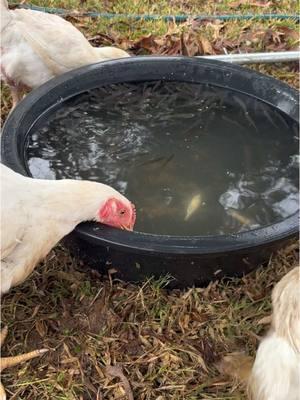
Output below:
[118,38,134,50]
[249,1,272,6]
[199,35,215,54]
[164,35,182,55]
[105,365,134,400]
[278,26,299,42]
[217,352,253,383]
[257,315,272,325]
[181,32,198,56]
[229,0,272,6]
[213,38,240,53]
[88,33,115,46]
[207,22,225,41]
[179,313,190,332]
[133,34,160,53]
[35,320,47,337]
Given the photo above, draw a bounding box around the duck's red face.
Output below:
[98,198,136,231]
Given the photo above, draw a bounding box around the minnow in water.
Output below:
[184,193,201,221]
[138,154,174,168]
[228,209,251,226]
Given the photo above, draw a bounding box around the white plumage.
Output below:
[0,163,135,399]
[0,0,129,106]
[217,266,300,399]
[0,163,135,295]
[248,266,300,400]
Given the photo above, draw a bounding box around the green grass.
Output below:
[15,0,300,15]
[1,244,298,399]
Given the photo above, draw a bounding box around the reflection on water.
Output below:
[26,81,299,236]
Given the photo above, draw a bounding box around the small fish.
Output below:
[228,209,251,226]
[160,154,174,169]
[184,193,202,221]
[138,154,174,169]
[138,156,166,168]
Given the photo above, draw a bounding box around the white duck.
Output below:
[0,0,129,107]
[0,163,136,399]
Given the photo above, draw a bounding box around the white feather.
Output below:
[249,333,300,400]
[248,267,300,400]
[0,164,131,295]
[0,0,129,90]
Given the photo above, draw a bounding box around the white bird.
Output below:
[248,266,300,400]
[0,0,129,107]
[218,266,300,400]
[0,163,136,399]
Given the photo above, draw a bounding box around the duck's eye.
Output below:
[120,209,126,215]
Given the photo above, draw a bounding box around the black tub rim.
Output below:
[1,55,299,256]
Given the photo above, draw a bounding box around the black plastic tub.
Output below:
[1,56,299,288]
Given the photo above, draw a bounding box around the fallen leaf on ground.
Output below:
[216,352,253,383]
[257,315,272,325]
[199,35,215,54]
[105,365,134,400]
[229,0,272,7]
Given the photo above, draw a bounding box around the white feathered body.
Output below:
[0,164,129,295]
[249,267,300,400]
[0,0,129,89]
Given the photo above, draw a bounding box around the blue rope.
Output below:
[16,4,300,22]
